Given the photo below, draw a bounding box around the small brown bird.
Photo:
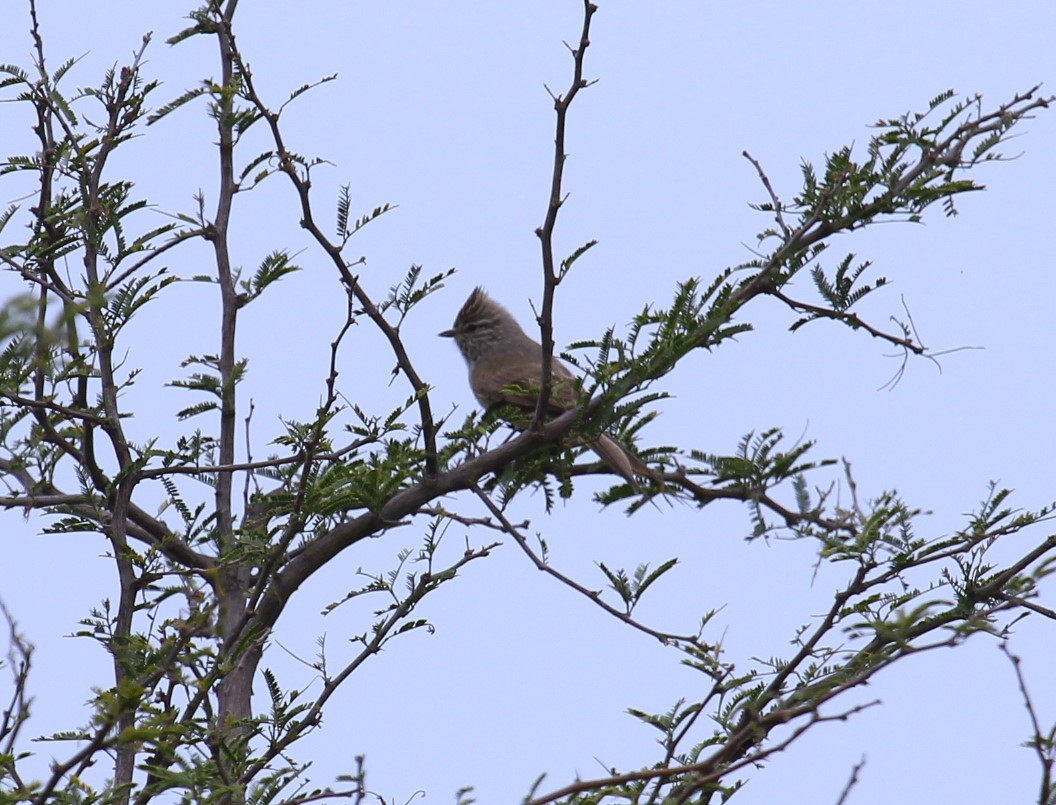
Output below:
[440,287,651,488]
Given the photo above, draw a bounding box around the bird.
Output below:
[439,287,652,488]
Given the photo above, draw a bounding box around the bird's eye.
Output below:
[464,322,478,332]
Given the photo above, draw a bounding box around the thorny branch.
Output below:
[770,287,924,355]
[532,0,598,428]
[735,87,1053,312]
[523,503,1056,801]
[1001,643,1055,805]
[0,601,32,791]
[834,756,867,805]
[238,539,499,784]
[666,468,856,537]
[742,149,791,238]
[470,483,710,649]
[529,700,881,805]
[235,297,364,652]
[224,30,442,482]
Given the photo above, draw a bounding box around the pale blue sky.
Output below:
[2,2,1055,803]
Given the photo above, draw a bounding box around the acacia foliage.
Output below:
[0,2,1054,804]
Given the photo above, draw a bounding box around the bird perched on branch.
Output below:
[440,287,652,488]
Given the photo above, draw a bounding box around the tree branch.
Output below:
[226,39,442,481]
[1000,643,1055,805]
[470,482,707,647]
[532,0,598,427]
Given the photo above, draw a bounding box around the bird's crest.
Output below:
[455,286,497,326]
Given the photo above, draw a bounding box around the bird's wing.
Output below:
[472,358,579,412]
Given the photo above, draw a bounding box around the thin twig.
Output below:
[997,594,1056,621]
[742,150,790,237]
[0,599,33,783]
[834,756,867,805]
[469,482,703,646]
[529,701,880,805]
[227,38,442,480]
[665,468,857,537]
[238,541,499,783]
[243,398,256,510]
[532,0,598,427]
[770,288,925,356]
[1000,643,1055,805]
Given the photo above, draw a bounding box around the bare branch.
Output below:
[0,599,33,788]
[743,150,791,237]
[225,37,442,480]
[239,539,499,783]
[834,756,867,805]
[532,0,598,427]
[1001,643,1055,805]
[470,482,707,648]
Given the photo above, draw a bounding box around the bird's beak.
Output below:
[438,329,455,338]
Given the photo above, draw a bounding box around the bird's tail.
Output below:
[589,434,656,490]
